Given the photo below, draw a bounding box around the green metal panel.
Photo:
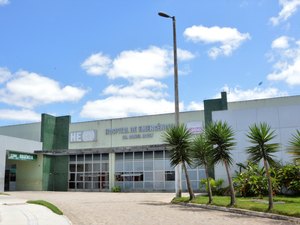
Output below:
[41,114,56,150]
[41,114,70,151]
[40,114,70,191]
[52,156,68,191]
[42,155,53,191]
[53,116,70,150]
[42,155,68,191]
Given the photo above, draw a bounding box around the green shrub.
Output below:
[233,162,279,197]
[112,186,121,192]
[277,164,300,195]
[200,178,224,195]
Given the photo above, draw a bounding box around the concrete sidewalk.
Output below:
[0,195,72,225]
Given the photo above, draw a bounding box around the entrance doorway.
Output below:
[5,164,16,191]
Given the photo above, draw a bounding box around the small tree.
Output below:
[206,121,236,207]
[288,130,300,164]
[163,124,195,200]
[191,133,213,204]
[246,122,279,211]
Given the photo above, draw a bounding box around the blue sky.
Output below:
[0,0,300,125]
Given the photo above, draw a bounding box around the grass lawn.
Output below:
[27,200,63,215]
[172,195,300,217]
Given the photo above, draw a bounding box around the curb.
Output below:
[174,202,300,224]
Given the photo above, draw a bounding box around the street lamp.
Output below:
[158,11,182,198]
[158,12,179,127]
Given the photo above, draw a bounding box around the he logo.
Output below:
[70,130,97,142]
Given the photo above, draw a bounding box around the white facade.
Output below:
[0,94,299,192]
[214,100,300,185]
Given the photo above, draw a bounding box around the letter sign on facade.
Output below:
[70,130,97,143]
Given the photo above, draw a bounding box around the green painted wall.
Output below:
[41,114,70,151]
[7,154,43,191]
[204,92,228,126]
[42,155,53,191]
[52,156,68,191]
[203,92,228,178]
[41,114,70,191]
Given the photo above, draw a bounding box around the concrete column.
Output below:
[0,151,6,192]
[109,153,115,190]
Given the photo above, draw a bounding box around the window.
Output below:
[165,171,175,181]
[85,154,92,162]
[154,151,163,159]
[102,153,109,160]
[134,152,143,160]
[93,154,100,161]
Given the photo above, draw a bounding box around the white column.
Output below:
[109,153,115,190]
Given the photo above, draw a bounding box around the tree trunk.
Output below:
[264,159,273,211]
[205,164,213,204]
[224,160,235,207]
[175,164,182,198]
[182,162,195,201]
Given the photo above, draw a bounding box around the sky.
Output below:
[0,0,300,126]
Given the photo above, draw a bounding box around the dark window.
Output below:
[165,171,175,181]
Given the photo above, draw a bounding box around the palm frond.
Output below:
[246,122,279,165]
[288,130,300,162]
[205,121,236,166]
[191,133,212,167]
[162,124,193,167]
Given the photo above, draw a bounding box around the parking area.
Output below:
[8,192,296,225]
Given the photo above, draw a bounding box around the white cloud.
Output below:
[270,0,300,26]
[103,79,168,99]
[0,69,87,108]
[108,46,172,79]
[186,101,204,111]
[80,96,184,119]
[177,49,196,61]
[220,85,287,101]
[184,25,250,59]
[267,37,300,85]
[271,36,290,49]
[80,46,195,120]
[81,53,112,76]
[0,109,40,122]
[0,0,9,6]
[0,67,12,83]
[82,46,195,79]
[268,58,300,85]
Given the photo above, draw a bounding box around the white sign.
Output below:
[70,130,97,143]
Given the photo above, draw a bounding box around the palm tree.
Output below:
[246,122,279,211]
[163,124,195,200]
[205,121,236,207]
[288,130,300,163]
[191,133,213,204]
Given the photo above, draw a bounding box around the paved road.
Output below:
[8,192,298,225]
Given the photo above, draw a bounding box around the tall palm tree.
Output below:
[205,121,236,207]
[288,130,300,163]
[191,133,213,204]
[163,124,195,200]
[246,122,279,211]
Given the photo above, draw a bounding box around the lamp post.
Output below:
[158,11,182,198]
